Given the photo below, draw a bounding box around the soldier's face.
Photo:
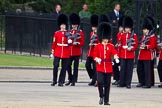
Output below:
[102,39,109,44]
[125,27,131,33]
[92,27,97,32]
[60,24,66,30]
[72,25,78,29]
[143,29,149,35]
[119,27,123,32]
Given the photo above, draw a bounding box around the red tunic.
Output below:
[138,35,157,60]
[93,43,118,73]
[87,32,99,57]
[51,30,70,58]
[69,29,84,56]
[116,32,123,58]
[120,32,138,59]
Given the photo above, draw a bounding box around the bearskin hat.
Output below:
[57,14,68,27]
[142,16,155,31]
[69,13,80,25]
[123,16,133,28]
[90,14,99,27]
[97,22,112,42]
[99,14,110,23]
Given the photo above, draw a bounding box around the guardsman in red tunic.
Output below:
[51,14,70,86]
[118,16,138,89]
[65,13,84,86]
[85,14,99,86]
[112,16,125,85]
[136,16,156,88]
[93,22,119,105]
[158,43,162,88]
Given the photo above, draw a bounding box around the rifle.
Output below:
[142,28,155,45]
[90,32,97,46]
[65,24,71,39]
[126,30,135,48]
[71,26,81,44]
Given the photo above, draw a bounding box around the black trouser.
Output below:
[112,59,120,81]
[158,60,162,82]
[53,57,69,84]
[85,57,97,82]
[151,60,155,86]
[119,59,134,86]
[137,60,151,86]
[67,56,80,83]
[97,72,112,103]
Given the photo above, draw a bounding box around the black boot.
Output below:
[65,81,71,86]
[71,82,75,86]
[99,98,103,105]
[88,81,95,86]
[51,82,57,86]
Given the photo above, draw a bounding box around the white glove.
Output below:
[112,62,114,65]
[68,39,72,44]
[127,47,132,51]
[50,54,54,58]
[96,58,101,64]
[115,58,120,64]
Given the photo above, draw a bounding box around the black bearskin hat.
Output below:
[57,14,68,27]
[123,16,133,28]
[142,16,155,31]
[97,22,112,42]
[99,14,110,23]
[70,13,80,25]
[118,16,125,27]
[90,14,99,27]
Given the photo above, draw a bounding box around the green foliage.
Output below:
[0,0,12,12]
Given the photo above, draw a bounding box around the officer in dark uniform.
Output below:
[85,14,99,86]
[51,14,70,86]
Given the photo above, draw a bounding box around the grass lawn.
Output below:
[0,53,85,68]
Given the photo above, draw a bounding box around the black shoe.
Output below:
[117,84,125,87]
[136,83,143,87]
[88,81,95,86]
[142,86,151,88]
[65,81,71,86]
[71,83,75,86]
[126,85,131,89]
[58,83,64,87]
[158,84,162,88]
[99,98,103,105]
[104,102,110,105]
[112,80,119,85]
[51,82,57,86]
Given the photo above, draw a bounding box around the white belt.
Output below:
[57,43,68,46]
[122,45,128,49]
